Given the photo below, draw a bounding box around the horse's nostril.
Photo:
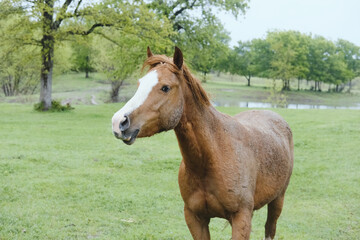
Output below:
[119,115,130,132]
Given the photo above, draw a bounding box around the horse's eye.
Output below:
[161,85,171,93]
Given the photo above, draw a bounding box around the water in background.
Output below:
[212,101,360,110]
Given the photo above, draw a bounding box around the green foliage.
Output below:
[149,0,247,79]
[0,0,177,109]
[266,31,310,90]
[249,38,273,78]
[90,5,174,102]
[228,31,360,92]
[0,5,41,96]
[71,36,96,78]
[53,41,74,76]
[149,0,249,30]
[179,18,231,81]
[34,100,74,112]
[228,40,260,86]
[336,39,360,78]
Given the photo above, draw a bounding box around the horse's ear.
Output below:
[173,46,183,70]
[147,46,153,58]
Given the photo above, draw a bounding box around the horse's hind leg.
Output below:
[264,194,285,240]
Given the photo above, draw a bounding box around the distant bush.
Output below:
[34,100,74,112]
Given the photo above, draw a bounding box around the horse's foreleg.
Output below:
[230,207,253,240]
[264,194,285,240]
[184,207,210,240]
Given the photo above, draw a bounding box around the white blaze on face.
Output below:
[112,70,159,133]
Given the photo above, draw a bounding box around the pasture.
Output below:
[0,103,359,239]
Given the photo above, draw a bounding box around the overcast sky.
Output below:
[219,0,360,47]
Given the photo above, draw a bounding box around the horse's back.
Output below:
[234,110,293,146]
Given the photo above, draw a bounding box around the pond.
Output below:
[212,101,360,110]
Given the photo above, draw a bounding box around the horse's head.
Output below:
[111,47,186,145]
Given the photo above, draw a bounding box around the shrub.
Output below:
[34,100,74,112]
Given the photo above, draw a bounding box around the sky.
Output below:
[219,0,360,47]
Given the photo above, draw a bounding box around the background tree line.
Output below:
[1,0,359,110]
[226,31,360,92]
[0,0,248,110]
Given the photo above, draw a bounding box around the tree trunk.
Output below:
[39,38,54,110]
[282,79,290,91]
[336,84,339,92]
[2,76,13,96]
[202,72,207,83]
[298,78,300,91]
[85,55,90,78]
[111,79,125,102]
[14,72,21,95]
[39,0,55,111]
[348,79,352,93]
[2,82,10,96]
[247,73,251,86]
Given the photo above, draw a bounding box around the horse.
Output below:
[111,47,294,240]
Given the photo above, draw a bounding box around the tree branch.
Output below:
[53,0,74,30]
[171,0,198,20]
[96,32,120,46]
[74,0,83,14]
[67,23,113,35]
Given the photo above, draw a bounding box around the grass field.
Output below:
[1,103,359,239]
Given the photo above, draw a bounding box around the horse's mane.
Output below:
[143,55,210,107]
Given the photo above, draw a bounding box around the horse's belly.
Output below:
[253,162,292,210]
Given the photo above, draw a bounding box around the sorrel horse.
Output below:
[112,47,294,240]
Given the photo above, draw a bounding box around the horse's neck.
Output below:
[174,102,221,175]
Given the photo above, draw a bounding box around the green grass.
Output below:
[1,103,359,239]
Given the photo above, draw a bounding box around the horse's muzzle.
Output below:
[113,128,140,145]
[121,129,140,145]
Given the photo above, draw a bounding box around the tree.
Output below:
[232,41,258,86]
[327,52,352,92]
[1,0,172,110]
[250,38,273,79]
[149,0,248,77]
[183,18,231,81]
[92,19,173,102]
[307,36,335,91]
[266,31,309,91]
[71,36,96,78]
[149,0,249,33]
[0,4,40,96]
[336,39,360,92]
